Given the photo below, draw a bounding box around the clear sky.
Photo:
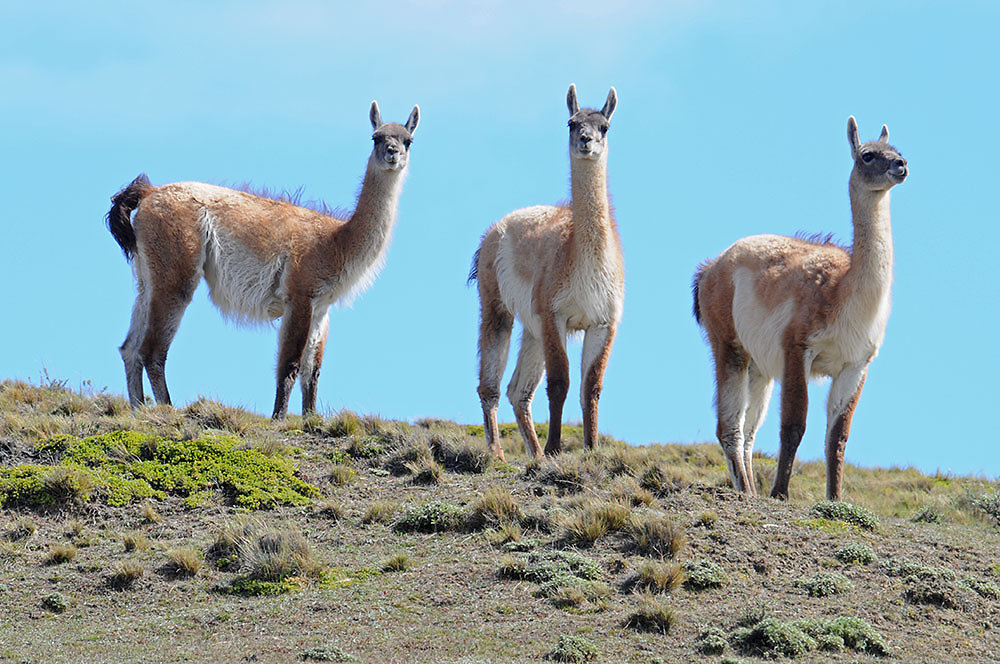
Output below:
[1,1,997,477]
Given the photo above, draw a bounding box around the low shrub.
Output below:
[810,501,879,531]
[794,572,853,597]
[393,501,467,533]
[545,634,599,662]
[835,542,876,565]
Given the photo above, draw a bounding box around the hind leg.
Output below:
[120,282,151,408]
[299,308,330,416]
[140,285,196,406]
[713,341,752,493]
[742,359,773,496]
[476,258,514,461]
[506,330,545,459]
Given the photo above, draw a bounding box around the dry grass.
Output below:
[237,525,321,581]
[108,560,145,589]
[165,547,203,577]
[628,513,687,558]
[561,499,631,546]
[329,465,358,486]
[361,500,398,525]
[140,502,162,524]
[469,487,523,529]
[623,593,676,634]
[624,560,685,593]
[122,532,150,552]
[43,544,77,565]
[380,552,414,572]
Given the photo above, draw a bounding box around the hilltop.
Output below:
[1,378,998,663]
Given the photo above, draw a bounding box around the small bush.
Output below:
[109,560,145,589]
[301,645,357,662]
[811,501,879,531]
[328,465,357,487]
[393,501,467,533]
[314,500,346,522]
[44,544,77,565]
[623,593,676,634]
[683,559,728,590]
[835,542,876,565]
[3,516,37,541]
[44,466,95,504]
[469,487,523,530]
[912,507,943,524]
[696,626,728,655]
[561,499,630,546]
[732,617,816,659]
[380,553,413,573]
[964,576,1000,600]
[362,500,398,525]
[238,527,320,581]
[166,547,203,577]
[629,514,686,559]
[429,434,491,473]
[122,532,150,552]
[822,616,888,656]
[795,572,853,597]
[974,493,1000,526]
[623,560,684,594]
[140,502,162,524]
[41,592,68,613]
[545,634,599,662]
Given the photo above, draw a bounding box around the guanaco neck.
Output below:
[338,154,406,265]
[569,153,614,260]
[841,177,893,316]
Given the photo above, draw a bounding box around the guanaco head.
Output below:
[369,101,420,172]
[847,116,907,192]
[566,84,617,161]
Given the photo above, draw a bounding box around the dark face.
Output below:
[372,123,413,171]
[568,109,610,160]
[854,141,907,191]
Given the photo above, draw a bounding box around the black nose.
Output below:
[894,158,906,167]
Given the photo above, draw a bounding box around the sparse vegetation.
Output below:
[43,543,77,565]
[811,501,879,531]
[545,634,599,662]
[393,501,467,533]
[629,513,686,558]
[795,572,853,597]
[623,593,675,633]
[683,559,728,590]
[0,379,997,662]
[835,542,876,565]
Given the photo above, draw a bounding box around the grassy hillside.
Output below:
[1,378,998,663]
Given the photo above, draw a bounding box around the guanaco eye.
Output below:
[403,139,412,148]
[861,152,875,163]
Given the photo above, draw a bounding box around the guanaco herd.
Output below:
[106,86,908,502]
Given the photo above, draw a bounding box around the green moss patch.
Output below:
[1,431,318,509]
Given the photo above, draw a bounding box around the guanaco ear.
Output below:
[567,84,579,116]
[847,116,861,160]
[370,101,382,130]
[405,105,420,135]
[878,124,889,144]
[601,87,617,121]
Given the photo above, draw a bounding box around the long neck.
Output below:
[569,154,612,253]
[843,179,893,306]
[340,155,406,262]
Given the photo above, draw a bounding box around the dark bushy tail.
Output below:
[107,173,153,262]
[691,262,709,324]
[467,247,481,285]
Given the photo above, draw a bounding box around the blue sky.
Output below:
[1,1,997,477]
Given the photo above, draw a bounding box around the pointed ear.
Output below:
[847,116,861,160]
[878,124,889,143]
[370,101,382,130]
[601,87,618,121]
[405,105,420,135]
[567,84,579,116]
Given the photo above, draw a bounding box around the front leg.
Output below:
[824,363,868,500]
[580,323,615,450]
[272,297,313,420]
[299,308,331,416]
[541,315,569,455]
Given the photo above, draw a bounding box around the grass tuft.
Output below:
[108,560,145,589]
[469,487,523,530]
[623,593,676,634]
[623,560,684,594]
[43,544,77,565]
[165,547,203,577]
[628,513,686,558]
[361,500,398,525]
[380,552,414,573]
